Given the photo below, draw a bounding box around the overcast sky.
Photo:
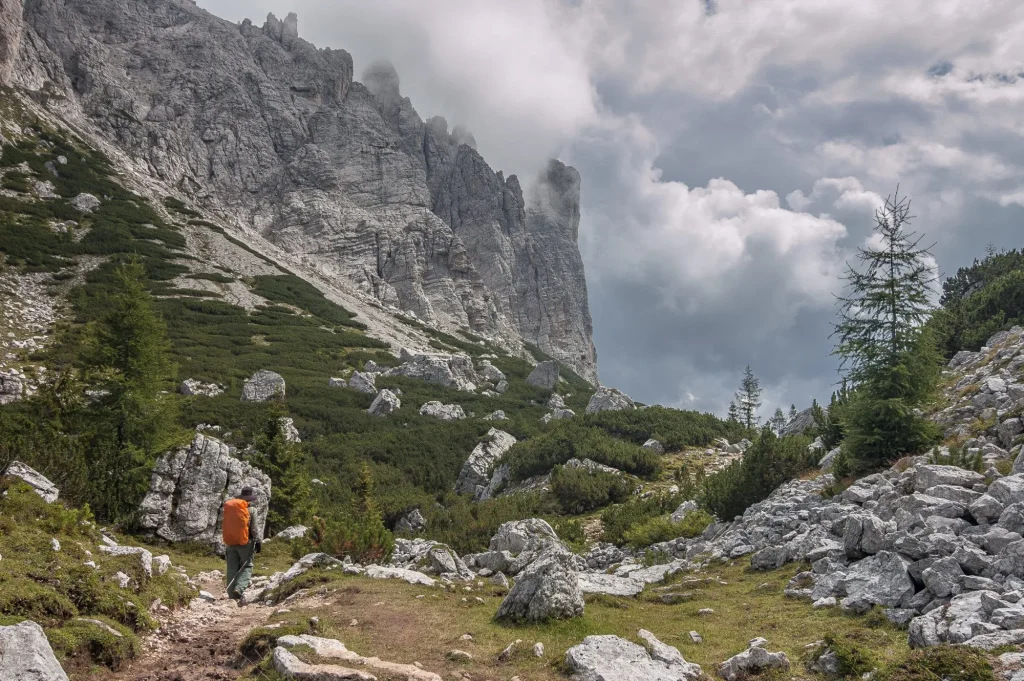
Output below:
[201,0,1024,419]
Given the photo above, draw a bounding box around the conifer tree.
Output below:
[252,414,312,533]
[734,365,762,429]
[727,400,740,423]
[84,259,182,521]
[769,407,787,435]
[789,404,798,422]
[833,190,941,467]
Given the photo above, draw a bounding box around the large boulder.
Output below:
[565,632,702,681]
[386,350,478,392]
[419,401,465,421]
[489,518,559,554]
[495,544,583,622]
[348,371,376,394]
[527,361,560,389]
[840,551,914,611]
[454,428,517,499]
[914,465,985,492]
[138,433,271,549]
[368,389,401,417]
[3,461,59,502]
[586,387,635,414]
[241,369,286,402]
[0,620,69,681]
[0,371,24,404]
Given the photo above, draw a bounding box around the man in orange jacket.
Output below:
[223,487,262,602]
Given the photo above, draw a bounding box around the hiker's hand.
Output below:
[254,541,262,554]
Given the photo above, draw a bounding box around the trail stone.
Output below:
[277,634,441,681]
[527,361,559,389]
[3,461,59,502]
[0,620,69,681]
[272,646,376,681]
[565,633,702,681]
[241,370,286,402]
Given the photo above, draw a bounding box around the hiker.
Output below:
[222,486,262,602]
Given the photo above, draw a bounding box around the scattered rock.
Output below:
[585,387,635,414]
[71,192,101,213]
[349,372,376,394]
[241,369,286,402]
[643,438,664,454]
[527,361,559,389]
[3,461,59,502]
[275,526,309,541]
[565,632,702,681]
[328,377,347,388]
[455,428,517,499]
[495,544,584,622]
[368,389,401,416]
[419,401,465,421]
[395,509,428,535]
[179,378,224,397]
[719,639,790,681]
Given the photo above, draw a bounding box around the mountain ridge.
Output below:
[3,0,597,382]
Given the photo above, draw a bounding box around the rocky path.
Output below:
[101,574,273,681]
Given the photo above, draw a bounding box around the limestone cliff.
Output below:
[10,0,598,381]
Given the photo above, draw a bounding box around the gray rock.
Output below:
[585,387,635,414]
[387,350,477,392]
[527,361,560,389]
[671,500,698,523]
[577,573,645,597]
[914,465,985,492]
[241,370,286,402]
[454,428,516,499]
[495,544,583,622]
[70,192,100,213]
[780,407,816,437]
[4,461,59,502]
[99,545,153,576]
[0,620,69,681]
[328,377,347,388]
[348,372,376,395]
[1000,419,1024,450]
[138,433,271,549]
[418,401,465,421]
[489,518,558,554]
[0,0,23,87]
[922,556,964,598]
[368,389,401,416]
[476,361,505,385]
[278,417,301,443]
[395,509,427,535]
[482,410,507,421]
[565,633,702,681]
[751,546,789,571]
[643,438,665,454]
[991,476,1024,507]
[719,641,790,681]
[840,551,914,609]
[275,525,309,540]
[547,394,566,409]
[0,371,23,404]
[179,379,223,397]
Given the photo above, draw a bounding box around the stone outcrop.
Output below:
[395,509,427,535]
[386,350,477,392]
[495,543,584,622]
[489,518,558,554]
[0,0,23,87]
[368,389,401,416]
[3,461,59,502]
[179,378,223,397]
[0,620,69,681]
[348,371,376,395]
[586,387,635,414]
[527,361,559,389]
[241,370,286,402]
[454,428,516,499]
[719,639,790,681]
[138,433,271,548]
[0,370,23,404]
[565,631,702,681]
[11,0,598,381]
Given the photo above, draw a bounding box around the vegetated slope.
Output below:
[10,0,598,381]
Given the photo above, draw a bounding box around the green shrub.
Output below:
[585,405,748,451]
[600,492,685,546]
[47,617,139,671]
[699,429,816,521]
[880,646,994,681]
[0,578,78,626]
[506,421,661,481]
[928,441,982,471]
[622,509,714,549]
[803,636,875,679]
[550,465,633,514]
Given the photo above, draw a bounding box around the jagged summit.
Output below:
[6,0,597,381]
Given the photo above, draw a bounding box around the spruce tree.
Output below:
[84,259,182,521]
[789,404,798,422]
[727,400,740,423]
[833,190,941,468]
[734,365,762,429]
[769,407,787,435]
[252,414,312,533]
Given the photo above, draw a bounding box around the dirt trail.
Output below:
[102,575,273,681]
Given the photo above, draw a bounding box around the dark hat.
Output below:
[237,487,257,502]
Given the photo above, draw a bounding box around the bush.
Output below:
[550,465,633,514]
[506,421,661,481]
[47,617,139,671]
[880,646,994,681]
[600,492,686,546]
[584,405,747,451]
[420,492,555,555]
[803,637,875,679]
[699,429,816,521]
[622,510,714,549]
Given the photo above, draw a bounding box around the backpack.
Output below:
[222,498,250,546]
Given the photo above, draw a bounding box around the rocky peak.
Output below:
[262,11,298,47]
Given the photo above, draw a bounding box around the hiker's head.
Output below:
[237,487,257,502]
